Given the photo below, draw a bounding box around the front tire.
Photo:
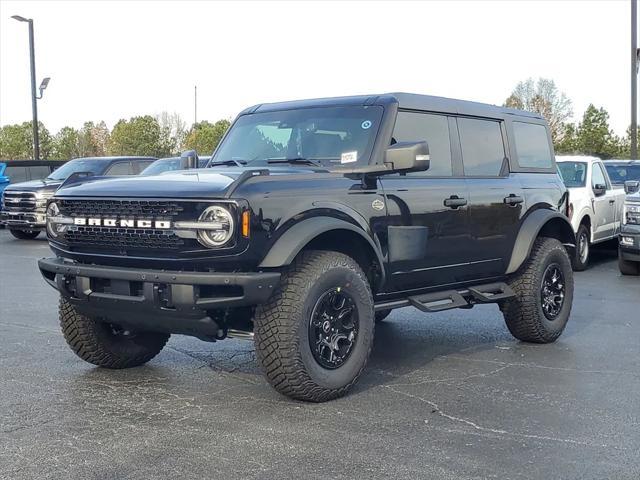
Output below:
[501,237,573,343]
[59,297,169,368]
[254,250,375,402]
[571,224,589,271]
[618,248,640,275]
[9,229,40,240]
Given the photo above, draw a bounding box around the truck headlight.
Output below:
[194,205,235,248]
[624,203,640,225]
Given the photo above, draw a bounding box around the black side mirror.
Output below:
[593,184,607,197]
[180,150,198,169]
[624,180,640,194]
[383,141,430,173]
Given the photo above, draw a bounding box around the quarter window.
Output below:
[513,122,553,169]
[458,118,506,176]
[392,111,453,176]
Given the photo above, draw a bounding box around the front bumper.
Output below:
[619,225,640,262]
[38,257,280,336]
[0,210,46,230]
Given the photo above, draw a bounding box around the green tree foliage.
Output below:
[107,116,172,157]
[504,78,573,145]
[573,104,622,159]
[0,121,52,159]
[52,126,82,160]
[157,112,186,156]
[184,120,230,155]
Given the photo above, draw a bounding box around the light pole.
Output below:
[11,15,50,160]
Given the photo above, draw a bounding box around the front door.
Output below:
[591,162,616,241]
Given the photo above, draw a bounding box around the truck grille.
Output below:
[57,199,188,251]
[2,191,37,211]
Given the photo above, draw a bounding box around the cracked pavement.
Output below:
[1,229,639,479]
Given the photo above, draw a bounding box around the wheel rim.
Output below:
[540,263,565,320]
[578,231,589,264]
[308,288,359,370]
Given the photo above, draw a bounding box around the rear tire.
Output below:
[501,237,573,343]
[618,248,640,275]
[9,229,40,240]
[254,250,374,402]
[571,224,589,271]
[59,297,169,368]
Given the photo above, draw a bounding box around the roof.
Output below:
[1,160,66,166]
[602,158,640,165]
[67,156,156,161]
[242,92,542,120]
[556,155,602,163]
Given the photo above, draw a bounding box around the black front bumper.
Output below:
[0,210,46,230]
[38,257,280,336]
[619,225,640,262]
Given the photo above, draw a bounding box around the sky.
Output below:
[0,0,635,136]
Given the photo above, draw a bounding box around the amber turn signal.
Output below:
[241,211,250,237]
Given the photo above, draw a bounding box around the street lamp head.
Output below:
[11,15,30,22]
[39,77,50,90]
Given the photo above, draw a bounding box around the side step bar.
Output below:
[375,282,515,313]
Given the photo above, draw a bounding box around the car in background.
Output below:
[1,156,156,240]
[619,180,640,275]
[556,155,625,270]
[603,159,640,187]
[139,155,211,175]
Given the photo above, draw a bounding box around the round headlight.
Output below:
[46,201,62,238]
[197,205,234,248]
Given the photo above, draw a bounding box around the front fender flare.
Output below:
[506,210,576,274]
[258,216,386,283]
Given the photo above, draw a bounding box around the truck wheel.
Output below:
[375,309,392,323]
[254,250,374,402]
[571,224,589,271]
[618,248,640,275]
[501,237,573,343]
[59,297,169,368]
[9,229,40,240]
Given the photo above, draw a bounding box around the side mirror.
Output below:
[624,180,640,194]
[383,141,430,173]
[180,150,198,169]
[593,184,607,197]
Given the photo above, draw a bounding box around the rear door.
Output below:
[459,117,523,279]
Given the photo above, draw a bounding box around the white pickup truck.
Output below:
[557,155,626,270]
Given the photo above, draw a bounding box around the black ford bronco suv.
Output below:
[38,93,575,402]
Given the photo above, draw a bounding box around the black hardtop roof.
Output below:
[242,92,542,121]
[1,159,66,167]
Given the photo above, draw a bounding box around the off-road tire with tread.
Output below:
[571,224,590,271]
[618,248,640,275]
[501,237,573,343]
[59,297,169,368]
[9,229,40,240]
[254,250,375,402]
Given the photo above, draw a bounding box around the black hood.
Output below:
[4,178,62,194]
[54,166,324,199]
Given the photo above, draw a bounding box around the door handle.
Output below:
[444,195,467,209]
[609,199,615,204]
[504,194,524,206]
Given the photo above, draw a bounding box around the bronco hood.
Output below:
[53,166,324,199]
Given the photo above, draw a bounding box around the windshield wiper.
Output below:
[209,159,247,167]
[266,157,323,168]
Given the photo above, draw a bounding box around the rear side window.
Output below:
[513,122,553,168]
[392,111,452,176]
[5,166,28,183]
[27,165,52,180]
[105,162,133,176]
[458,118,505,176]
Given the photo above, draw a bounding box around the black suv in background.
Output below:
[39,93,575,402]
[1,156,155,239]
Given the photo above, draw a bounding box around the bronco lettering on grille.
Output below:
[73,218,171,229]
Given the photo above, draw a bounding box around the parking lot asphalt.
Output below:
[0,229,639,480]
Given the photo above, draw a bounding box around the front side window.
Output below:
[212,106,383,168]
[105,162,133,176]
[458,118,506,176]
[591,163,608,189]
[557,161,587,187]
[392,111,452,176]
[47,158,110,181]
[513,122,553,168]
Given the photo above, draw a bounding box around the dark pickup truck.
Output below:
[1,156,155,239]
[38,93,575,402]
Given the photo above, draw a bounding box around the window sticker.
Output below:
[341,151,358,164]
[361,120,372,129]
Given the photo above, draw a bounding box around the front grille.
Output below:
[2,191,37,212]
[58,199,184,217]
[65,226,184,250]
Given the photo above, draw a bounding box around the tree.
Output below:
[107,116,172,157]
[554,123,577,155]
[0,121,52,160]
[157,112,186,155]
[574,105,622,159]
[505,78,573,145]
[52,126,82,160]
[184,120,230,155]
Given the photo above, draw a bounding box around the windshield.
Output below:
[140,157,209,176]
[557,161,587,187]
[46,158,107,181]
[211,106,383,168]
[604,163,640,185]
